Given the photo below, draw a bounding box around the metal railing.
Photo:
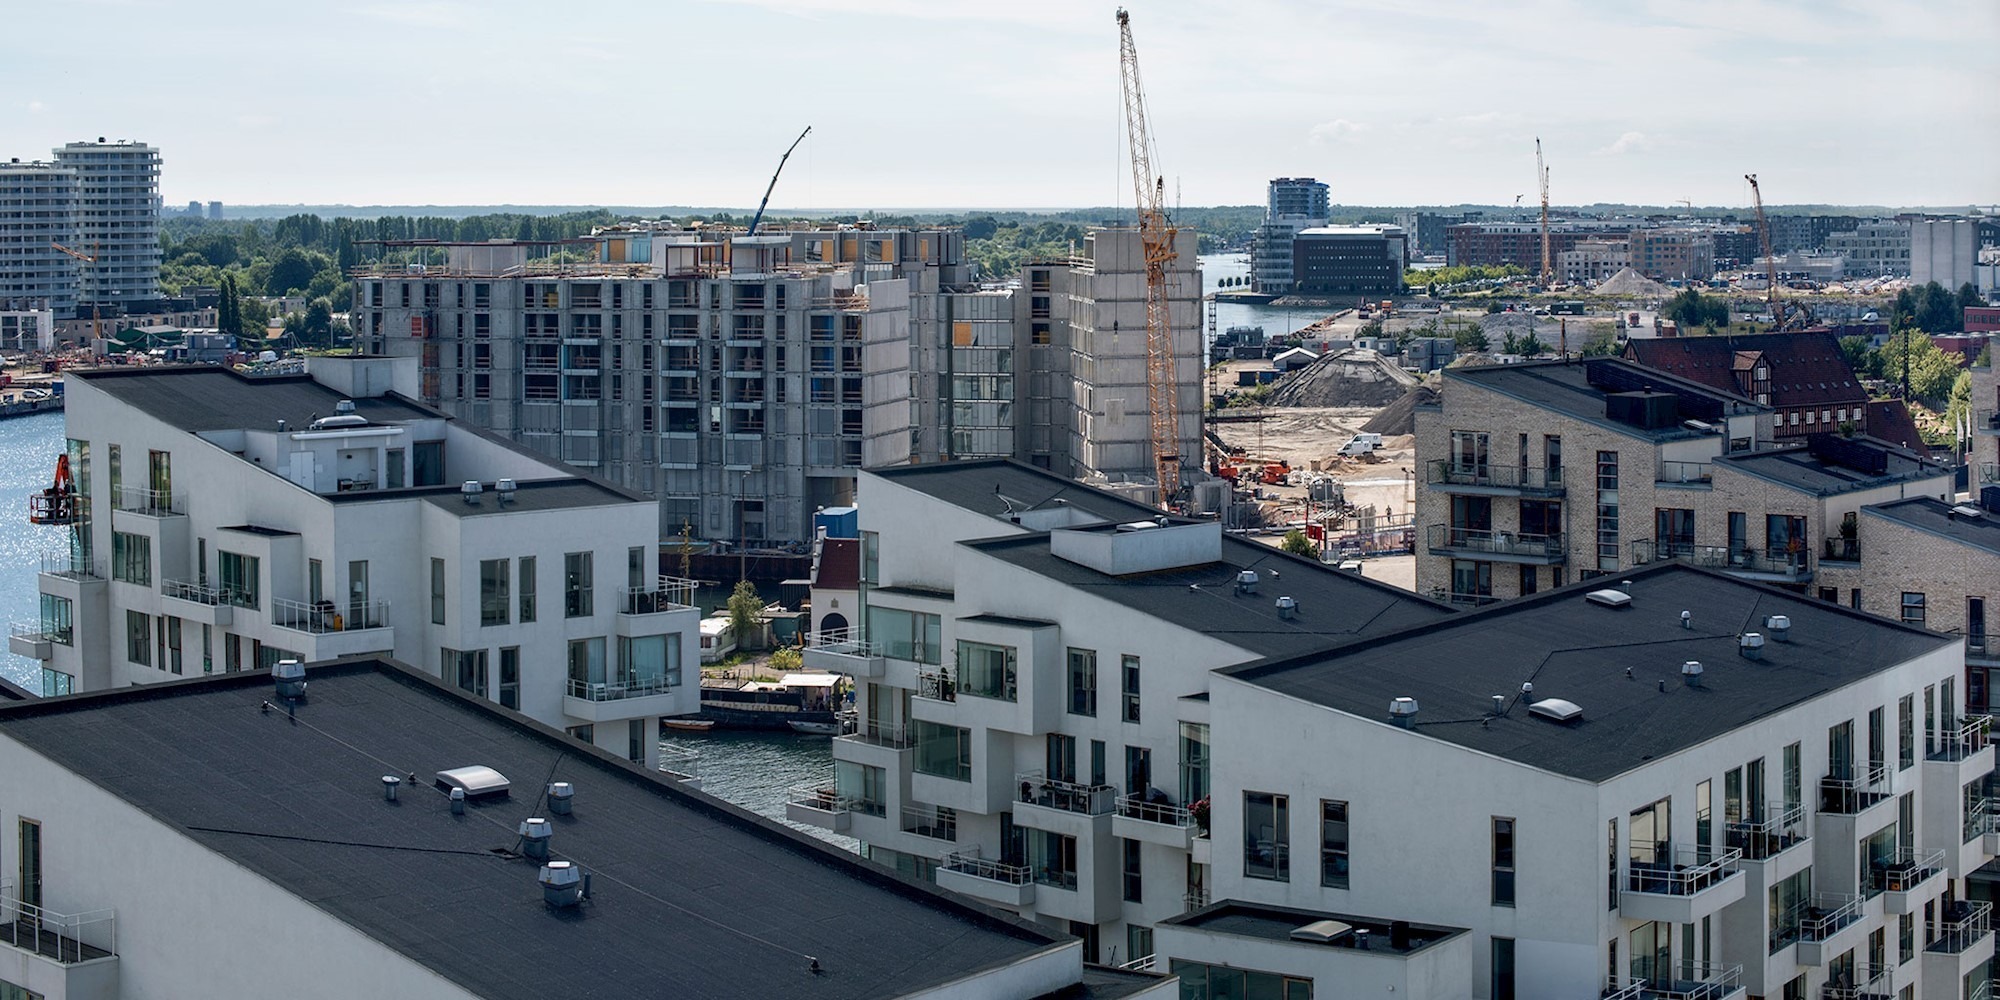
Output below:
[110,486,185,515]
[1818,963,1890,1000]
[786,782,879,818]
[1820,537,1861,562]
[1928,715,1992,762]
[806,627,883,658]
[10,621,70,646]
[619,576,698,615]
[1446,592,1501,606]
[1980,463,1999,484]
[1118,954,1155,972]
[39,549,102,579]
[1425,460,1563,492]
[160,579,235,607]
[838,720,912,748]
[1016,770,1116,815]
[567,674,677,702]
[1819,763,1893,814]
[1601,963,1741,1000]
[0,879,116,962]
[916,668,955,703]
[1795,892,1864,942]
[941,850,1031,885]
[1968,796,1997,844]
[1118,793,1198,829]
[1926,899,1992,954]
[1631,541,1812,577]
[1425,524,1565,558]
[1184,888,1211,912]
[1725,803,1808,860]
[271,598,390,634]
[1867,847,1945,894]
[1656,461,1714,485]
[899,803,957,841]
[1624,843,1742,895]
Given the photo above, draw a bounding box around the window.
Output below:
[617,634,679,689]
[1180,722,1211,805]
[309,559,323,605]
[431,558,446,625]
[445,648,488,698]
[1243,791,1289,881]
[1167,961,1311,1000]
[1121,654,1141,722]
[1067,648,1097,716]
[218,551,259,610]
[480,559,510,626]
[38,594,71,646]
[1127,925,1153,967]
[628,719,645,764]
[913,720,971,780]
[1029,830,1078,890]
[1491,937,1515,1000]
[412,440,445,487]
[1899,694,1915,770]
[385,448,405,489]
[125,610,151,665]
[1900,592,1926,625]
[1320,800,1349,889]
[564,552,594,617]
[1122,837,1143,902]
[111,531,150,584]
[1492,817,1517,906]
[864,606,941,664]
[956,641,1017,701]
[1595,451,1620,571]
[165,617,182,674]
[518,556,536,622]
[566,637,606,692]
[859,530,878,585]
[1899,912,1913,963]
[499,647,520,710]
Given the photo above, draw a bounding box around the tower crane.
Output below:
[1536,139,1552,287]
[1115,8,1185,505]
[51,241,103,345]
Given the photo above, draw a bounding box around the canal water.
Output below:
[1199,252,1343,342]
[0,411,69,691]
[660,730,856,851]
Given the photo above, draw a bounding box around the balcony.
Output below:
[1820,537,1860,564]
[1184,887,1211,913]
[1924,901,1993,977]
[1925,715,1995,794]
[1656,461,1714,488]
[1620,844,1745,924]
[272,598,394,659]
[8,622,62,660]
[784,783,858,833]
[1968,633,1997,668]
[899,803,957,843]
[1014,770,1116,842]
[1424,460,1564,496]
[618,576,698,620]
[110,486,184,517]
[38,549,103,582]
[160,579,234,627]
[563,674,685,723]
[0,880,117,993]
[1792,892,1866,965]
[1868,847,1945,913]
[916,668,955,703]
[1726,804,1809,863]
[1600,963,1743,1000]
[802,627,886,679]
[834,721,912,771]
[1425,524,1566,564]
[1817,963,1890,1000]
[1629,542,1812,582]
[936,850,1034,908]
[1113,792,1202,849]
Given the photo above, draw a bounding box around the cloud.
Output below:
[1308,119,1366,144]
[26,101,46,114]
[1595,131,1652,155]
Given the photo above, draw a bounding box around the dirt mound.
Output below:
[1358,384,1438,436]
[1266,350,1415,408]
[1594,267,1672,297]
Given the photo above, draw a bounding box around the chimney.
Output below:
[1275,596,1297,620]
[520,818,553,860]
[382,775,401,802]
[1740,632,1765,661]
[1765,615,1791,642]
[1681,660,1704,687]
[1388,697,1419,729]
[548,782,574,816]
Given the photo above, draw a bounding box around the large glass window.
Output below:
[444,648,488,698]
[218,551,259,610]
[1244,791,1289,881]
[956,640,1017,701]
[1168,960,1312,1000]
[1596,450,1620,572]
[864,606,941,664]
[1900,592,1926,625]
[430,558,446,625]
[499,647,520,710]
[1899,694,1915,770]
[1768,868,1812,952]
[1320,800,1349,889]
[1492,817,1516,907]
[1067,648,1097,716]
[125,609,151,665]
[480,559,509,627]
[618,633,679,689]
[111,531,150,585]
[38,594,72,646]
[1179,722,1211,806]
[1121,654,1141,723]
[834,761,886,817]
[564,552,594,617]
[1122,838,1142,903]
[518,556,536,623]
[566,637,606,689]
[913,720,970,780]
[1028,829,1077,890]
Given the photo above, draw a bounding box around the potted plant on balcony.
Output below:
[1189,796,1210,835]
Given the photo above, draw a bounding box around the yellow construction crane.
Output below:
[1115,8,1184,505]
[51,240,102,345]
[1536,138,1552,287]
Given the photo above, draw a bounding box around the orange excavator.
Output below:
[28,454,80,525]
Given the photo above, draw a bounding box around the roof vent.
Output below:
[273,659,307,700]
[1586,589,1632,608]
[1680,610,1692,629]
[1529,698,1583,723]
[1275,596,1297,620]
[308,413,368,430]
[1740,632,1765,660]
[449,787,466,816]
[461,480,483,504]
[548,782,574,816]
[1353,928,1370,950]
[1490,694,1505,715]
[436,765,511,799]
[1619,580,1634,592]
[520,817,554,861]
[1388,697,1419,728]
[1765,615,1791,642]
[381,774,402,802]
[335,399,356,414]
[1681,660,1704,687]
[1289,919,1354,944]
[1235,570,1260,596]
[496,478,517,503]
[1520,682,1533,700]
[540,861,584,908]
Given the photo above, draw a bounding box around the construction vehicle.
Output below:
[1535,138,1553,287]
[746,126,812,237]
[1115,9,1186,506]
[1744,174,1813,331]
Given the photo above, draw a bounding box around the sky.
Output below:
[4,0,1996,211]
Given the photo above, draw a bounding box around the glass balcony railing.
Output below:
[941,850,1031,885]
[1926,899,1992,954]
[899,803,957,841]
[1601,963,1741,1000]
[1118,792,1198,829]
[271,598,390,634]
[566,674,677,702]
[1656,461,1714,485]
[619,576,697,615]
[1425,460,1563,492]
[1426,524,1565,559]
[110,486,184,516]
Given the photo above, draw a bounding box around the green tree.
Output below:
[1454,326,1491,353]
[727,581,765,652]
[216,274,240,338]
[1578,324,1622,357]
[1281,529,1314,557]
[1662,289,1729,328]
[265,247,330,296]
[1913,281,1961,333]
[1879,330,1960,402]
[1959,282,1986,310]
[1837,335,1873,374]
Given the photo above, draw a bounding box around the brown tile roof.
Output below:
[1862,399,1932,458]
[1626,332,1867,407]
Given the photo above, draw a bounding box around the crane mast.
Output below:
[1536,139,1552,286]
[1116,8,1184,506]
[1744,174,1780,314]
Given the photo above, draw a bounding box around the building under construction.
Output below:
[351,223,1201,545]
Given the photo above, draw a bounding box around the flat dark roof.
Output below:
[1717,440,1945,497]
[1867,497,2000,555]
[72,365,438,432]
[1223,564,1954,781]
[1446,358,1762,443]
[1163,901,1466,957]
[358,478,645,516]
[870,458,1163,526]
[0,661,1066,999]
[958,533,1453,661]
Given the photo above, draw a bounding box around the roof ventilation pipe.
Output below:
[1275,596,1297,620]
[335,399,357,414]
[382,775,401,802]
[1235,570,1259,596]
[1682,660,1704,687]
[449,787,466,816]
[1490,694,1505,715]
[548,782,574,816]
[1765,615,1791,642]
[1520,682,1533,700]
[1680,610,1692,629]
[461,481,483,505]
[540,861,584,908]
[496,478,517,504]
[520,818,554,860]
[1740,632,1765,660]
[273,659,307,701]
[1388,697,1419,729]
[1619,580,1634,593]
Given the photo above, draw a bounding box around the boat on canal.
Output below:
[697,671,850,731]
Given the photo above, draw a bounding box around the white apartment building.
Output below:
[0,159,77,314]
[10,356,697,767]
[1562,240,1630,284]
[789,459,1453,964]
[1912,220,1978,290]
[1829,222,1913,278]
[51,140,160,307]
[1199,565,1993,998]
[0,657,1167,1000]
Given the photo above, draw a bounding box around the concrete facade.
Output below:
[1911,219,1979,290]
[1626,229,1716,282]
[1828,222,1912,277]
[51,141,160,307]
[0,161,78,313]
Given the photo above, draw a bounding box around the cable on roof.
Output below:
[185,826,506,858]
